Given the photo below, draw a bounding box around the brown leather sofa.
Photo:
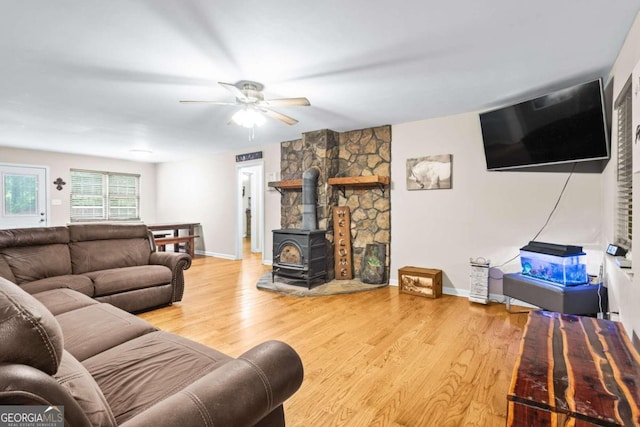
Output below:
[0,224,191,312]
[0,276,304,426]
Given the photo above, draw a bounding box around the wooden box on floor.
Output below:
[398,267,442,298]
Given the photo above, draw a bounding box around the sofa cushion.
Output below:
[68,223,149,242]
[56,304,157,361]
[0,226,70,249]
[54,350,117,427]
[33,288,98,316]
[85,265,172,297]
[0,244,72,285]
[0,256,16,283]
[0,277,63,375]
[70,240,152,274]
[20,275,94,297]
[95,284,174,313]
[68,224,153,274]
[83,331,231,424]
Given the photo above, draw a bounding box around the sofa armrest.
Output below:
[0,363,93,427]
[120,340,304,427]
[149,251,191,302]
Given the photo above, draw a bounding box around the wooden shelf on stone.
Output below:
[268,179,302,195]
[328,176,390,196]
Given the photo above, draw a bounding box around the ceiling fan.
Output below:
[180,80,310,127]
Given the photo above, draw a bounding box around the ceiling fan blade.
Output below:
[179,100,237,105]
[218,82,248,101]
[260,97,310,107]
[262,108,298,125]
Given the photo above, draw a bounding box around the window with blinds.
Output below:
[614,79,632,249]
[70,170,140,222]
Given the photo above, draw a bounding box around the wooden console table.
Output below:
[508,310,640,426]
[148,223,199,257]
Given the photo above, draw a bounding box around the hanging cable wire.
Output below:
[496,162,578,268]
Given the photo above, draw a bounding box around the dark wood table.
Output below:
[148,223,200,257]
[508,310,640,426]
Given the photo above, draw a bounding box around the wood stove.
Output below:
[272,166,328,288]
[272,229,327,288]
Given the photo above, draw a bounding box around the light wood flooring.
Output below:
[139,242,529,426]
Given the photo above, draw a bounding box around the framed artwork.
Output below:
[406,154,452,190]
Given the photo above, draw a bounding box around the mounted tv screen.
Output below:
[479,79,610,170]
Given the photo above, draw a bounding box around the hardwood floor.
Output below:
[139,242,529,426]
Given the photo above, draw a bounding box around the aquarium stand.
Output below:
[503,273,607,315]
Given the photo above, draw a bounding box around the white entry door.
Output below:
[0,165,47,229]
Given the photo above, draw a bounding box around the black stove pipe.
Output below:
[302,166,320,231]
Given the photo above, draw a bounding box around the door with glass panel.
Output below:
[0,165,47,229]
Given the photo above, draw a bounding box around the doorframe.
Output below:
[235,160,264,261]
[0,162,50,228]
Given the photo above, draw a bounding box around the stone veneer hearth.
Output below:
[278,125,391,282]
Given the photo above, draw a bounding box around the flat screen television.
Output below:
[479,79,610,170]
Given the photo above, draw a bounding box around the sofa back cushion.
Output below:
[68,224,152,274]
[0,276,64,375]
[0,257,16,283]
[0,227,72,284]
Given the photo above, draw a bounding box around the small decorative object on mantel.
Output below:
[406,154,452,190]
[333,206,353,280]
[53,177,66,191]
[398,266,442,298]
[361,243,386,284]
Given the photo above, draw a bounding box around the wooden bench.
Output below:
[508,310,640,426]
[154,235,199,257]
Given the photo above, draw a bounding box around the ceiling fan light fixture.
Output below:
[232,107,266,128]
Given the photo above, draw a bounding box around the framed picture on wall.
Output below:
[406,154,452,190]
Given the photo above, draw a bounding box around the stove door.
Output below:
[276,241,304,267]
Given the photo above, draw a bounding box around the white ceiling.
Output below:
[1,1,639,163]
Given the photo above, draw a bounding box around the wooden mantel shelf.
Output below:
[268,179,302,195]
[268,179,302,189]
[328,176,390,196]
[328,176,389,186]
[268,176,390,196]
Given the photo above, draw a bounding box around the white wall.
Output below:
[391,112,604,295]
[156,151,236,258]
[0,146,157,226]
[603,12,640,339]
[263,143,282,263]
[156,142,281,260]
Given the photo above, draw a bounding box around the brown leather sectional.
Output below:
[0,224,305,425]
[0,276,304,426]
[0,224,191,313]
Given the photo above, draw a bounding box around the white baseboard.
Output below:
[389,278,538,308]
[194,250,236,260]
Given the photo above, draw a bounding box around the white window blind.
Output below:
[70,170,140,222]
[614,80,632,249]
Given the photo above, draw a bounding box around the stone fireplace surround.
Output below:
[277,126,391,282]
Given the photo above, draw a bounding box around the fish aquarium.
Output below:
[519,241,588,286]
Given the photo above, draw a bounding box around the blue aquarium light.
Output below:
[519,241,588,286]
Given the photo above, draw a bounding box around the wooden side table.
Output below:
[508,310,640,426]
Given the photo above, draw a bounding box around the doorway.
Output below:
[0,164,48,229]
[236,161,264,261]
